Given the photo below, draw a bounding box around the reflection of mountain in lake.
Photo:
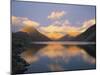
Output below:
[12,43,46,74]
[20,44,96,73]
[78,45,96,58]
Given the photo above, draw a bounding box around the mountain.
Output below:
[12,24,96,42]
[59,24,96,42]
[74,24,96,42]
[28,29,51,41]
[12,28,51,43]
[58,34,73,41]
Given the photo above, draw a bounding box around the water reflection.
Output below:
[20,44,96,73]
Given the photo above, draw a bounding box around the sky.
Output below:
[11,1,96,39]
[12,1,96,25]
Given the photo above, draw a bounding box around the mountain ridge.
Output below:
[12,24,96,42]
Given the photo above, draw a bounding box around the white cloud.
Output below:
[12,16,39,27]
[48,11,66,20]
[11,16,40,32]
[11,16,28,26]
[23,20,39,27]
[82,18,96,29]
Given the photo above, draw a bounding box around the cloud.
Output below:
[12,16,96,39]
[48,11,65,20]
[82,18,96,29]
[20,50,39,64]
[64,18,96,37]
[11,16,40,32]
[12,16,19,25]
[11,16,28,26]
[20,19,40,33]
[39,18,96,39]
[74,18,96,35]
[39,20,80,39]
[22,19,39,27]
[39,20,69,40]
[20,26,36,33]
[39,26,66,39]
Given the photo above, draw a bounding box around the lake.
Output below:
[20,42,96,73]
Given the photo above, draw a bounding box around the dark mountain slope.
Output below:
[74,24,96,42]
[59,24,96,42]
[12,28,51,43]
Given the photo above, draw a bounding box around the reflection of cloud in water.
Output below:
[20,44,95,65]
[38,44,66,59]
[37,44,95,64]
[20,50,39,64]
[48,64,64,71]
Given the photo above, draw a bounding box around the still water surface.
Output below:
[20,42,96,73]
